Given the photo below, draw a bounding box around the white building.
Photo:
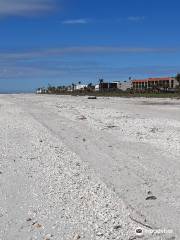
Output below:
[118,81,132,91]
[75,84,88,90]
[95,84,100,91]
[36,88,43,94]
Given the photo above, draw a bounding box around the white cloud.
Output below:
[0,0,56,16]
[128,16,145,22]
[62,19,89,24]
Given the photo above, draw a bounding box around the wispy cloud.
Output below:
[0,0,57,17]
[62,19,90,24]
[0,46,179,82]
[128,16,145,22]
[0,59,179,81]
[0,46,178,60]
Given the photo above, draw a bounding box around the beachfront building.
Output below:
[118,81,132,91]
[132,77,178,91]
[95,84,100,91]
[95,81,132,92]
[36,88,47,94]
[95,82,117,91]
[75,84,88,91]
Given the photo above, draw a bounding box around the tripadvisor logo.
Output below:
[135,227,173,237]
[135,227,143,237]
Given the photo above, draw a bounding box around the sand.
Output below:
[0,94,179,240]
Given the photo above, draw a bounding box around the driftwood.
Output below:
[88,96,97,99]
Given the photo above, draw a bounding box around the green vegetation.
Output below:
[70,91,180,98]
[42,89,180,99]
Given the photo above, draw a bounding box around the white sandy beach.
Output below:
[0,94,180,240]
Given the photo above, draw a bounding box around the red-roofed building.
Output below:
[132,77,178,91]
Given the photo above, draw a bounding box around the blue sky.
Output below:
[0,0,180,92]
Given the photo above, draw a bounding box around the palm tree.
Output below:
[72,83,75,91]
[99,78,104,84]
[99,79,104,92]
[87,83,93,92]
[47,84,56,94]
[57,86,62,93]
